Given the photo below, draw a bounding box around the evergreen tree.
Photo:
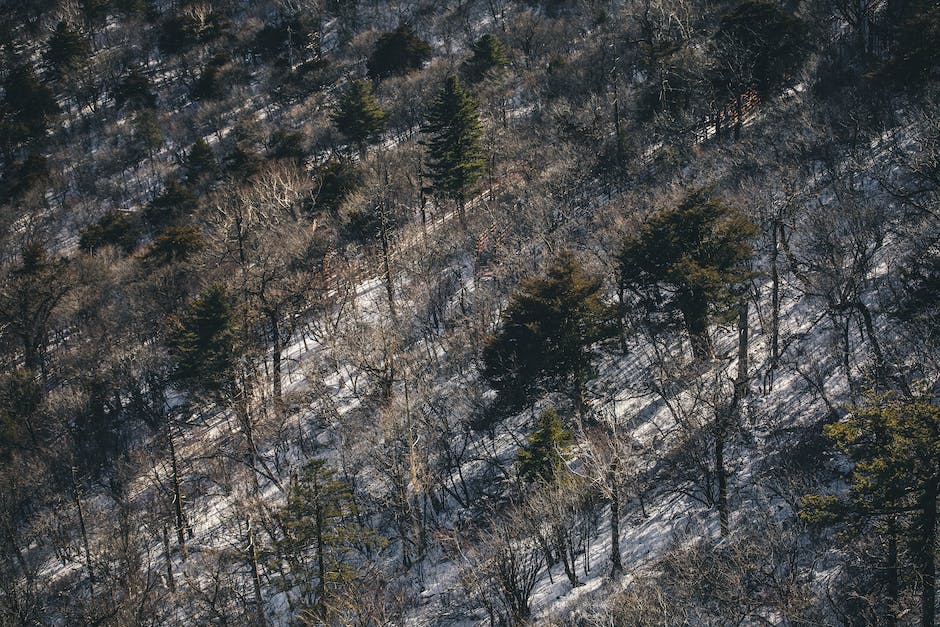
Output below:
[366,24,432,80]
[192,52,232,101]
[482,251,610,415]
[896,242,940,342]
[78,211,141,254]
[462,33,509,83]
[143,225,204,267]
[618,190,756,360]
[422,75,486,222]
[331,79,387,152]
[168,283,240,394]
[802,390,940,627]
[710,0,807,101]
[277,459,379,616]
[186,138,219,183]
[0,244,72,376]
[0,367,42,456]
[145,179,198,229]
[45,21,90,77]
[0,63,58,151]
[114,66,157,110]
[312,157,362,215]
[269,129,306,163]
[518,408,573,484]
[131,109,163,161]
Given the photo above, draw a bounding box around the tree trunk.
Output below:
[855,299,885,383]
[162,523,175,592]
[315,503,326,608]
[770,219,780,369]
[609,464,623,574]
[886,517,898,627]
[71,465,95,597]
[246,514,266,626]
[268,311,283,406]
[918,480,938,627]
[714,409,730,536]
[379,207,397,321]
[167,420,192,554]
[680,292,713,360]
[736,298,749,400]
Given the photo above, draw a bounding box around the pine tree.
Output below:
[145,179,198,229]
[709,0,807,138]
[78,211,141,254]
[312,157,362,215]
[186,138,218,183]
[114,66,156,110]
[277,459,380,616]
[462,33,509,83]
[518,408,573,484]
[366,24,432,80]
[422,75,486,223]
[618,189,756,360]
[331,79,387,152]
[45,21,90,76]
[0,63,58,151]
[802,390,940,627]
[168,283,240,394]
[482,251,610,415]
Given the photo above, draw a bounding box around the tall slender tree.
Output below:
[331,79,387,153]
[422,75,487,224]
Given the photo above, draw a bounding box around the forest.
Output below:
[0,0,938,624]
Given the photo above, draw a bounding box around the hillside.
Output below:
[1,0,939,625]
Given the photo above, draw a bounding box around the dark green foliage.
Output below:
[618,190,756,359]
[80,0,110,25]
[168,283,240,394]
[45,21,90,76]
[341,207,382,244]
[143,225,204,267]
[1,151,49,200]
[0,368,41,456]
[801,390,940,627]
[271,57,332,103]
[710,0,808,101]
[312,157,362,215]
[186,138,218,183]
[277,459,380,612]
[482,251,610,413]
[0,243,71,373]
[130,109,163,161]
[462,34,509,83]
[367,24,432,80]
[225,145,263,179]
[145,180,197,229]
[896,239,940,341]
[158,8,231,55]
[252,14,319,64]
[192,52,233,101]
[114,66,156,110]
[882,1,940,87]
[269,129,306,163]
[78,211,141,254]
[0,63,59,150]
[422,75,486,213]
[331,79,387,150]
[73,377,123,471]
[517,408,573,484]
